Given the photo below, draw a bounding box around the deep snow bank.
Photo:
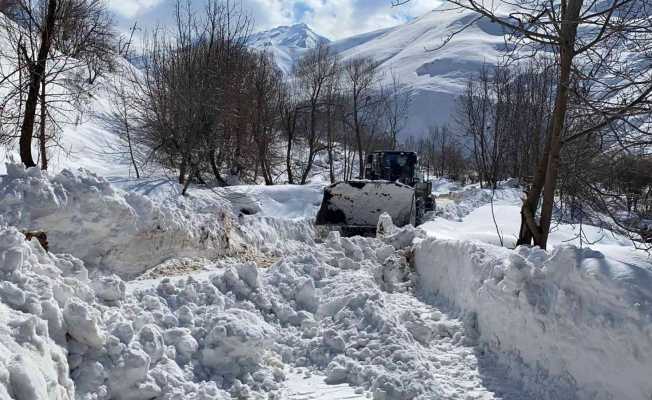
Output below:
[0,225,276,399]
[0,164,243,277]
[414,237,652,400]
[0,226,90,399]
[0,164,318,278]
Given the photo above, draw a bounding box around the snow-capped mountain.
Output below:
[333,8,507,137]
[249,23,330,74]
[256,8,507,138]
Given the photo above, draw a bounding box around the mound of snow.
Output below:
[414,237,652,400]
[0,164,246,278]
[220,183,323,219]
[112,177,320,260]
[0,224,287,399]
[0,226,93,399]
[434,182,523,222]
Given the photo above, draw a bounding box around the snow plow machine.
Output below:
[316,151,435,236]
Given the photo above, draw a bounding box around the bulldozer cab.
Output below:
[365,151,418,186]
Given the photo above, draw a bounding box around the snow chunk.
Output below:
[201,309,275,377]
[63,298,105,348]
[376,212,424,249]
[92,274,126,303]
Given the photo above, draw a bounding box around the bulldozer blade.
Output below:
[315,181,416,230]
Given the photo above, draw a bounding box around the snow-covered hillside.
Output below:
[0,60,141,177]
[249,23,330,75]
[254,7,507,138]
[334,8,507,137]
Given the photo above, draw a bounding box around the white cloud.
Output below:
[242,0,294,30]
[111,0,441,40]
[297,0,440,40]
[107,0,164,18]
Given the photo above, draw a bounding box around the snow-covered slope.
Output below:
[333,7,507,137]
[249,23,330,75]
[253,8,507,138]
[0,61,141,177]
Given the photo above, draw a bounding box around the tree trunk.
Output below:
[39,78,47,171]
[354,99,364,179]
[179,158,187,185]
[209,149,227,186]
[300,150,315,185]
[517,132,551,246]
[302,102,318,184]
[126,130,140,179]
[327,106,335,184]
[19,0,57,168]
[285,120,294,184]
[518,0,582,250]
[122,96,140,179]
[260,148,273,185]
[327,144,335,184]
[181,167,194,196]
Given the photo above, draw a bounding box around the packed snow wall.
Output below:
[0,164,317,278]
[0,164,247,278]
[414,238,652,400]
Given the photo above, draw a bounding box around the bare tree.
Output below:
[295,43,339,184]
[398,0,652,249]
[342,57,382,178]
[383,70,412,149]
[323,62,343,183]
[134,0,259,191]
[278,79,300,184]
[0,0,115,168]
[248,51,283,185]
[457,61,555,188]
[97,71,143,178]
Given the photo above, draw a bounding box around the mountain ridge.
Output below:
[253,8,507,138]
[248,23,330,74]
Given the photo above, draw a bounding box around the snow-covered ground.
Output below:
[1,165,650,400]
[423,181,650,268]
[0,168,512,399]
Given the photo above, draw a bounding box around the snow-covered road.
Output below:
[117,228,524,400]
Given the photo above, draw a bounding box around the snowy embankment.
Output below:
[415,183,652,400]
[0,164,318,279]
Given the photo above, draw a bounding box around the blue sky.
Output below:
[107,0,438,41]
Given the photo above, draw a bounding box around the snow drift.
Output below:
[414,237,652,400]
[0,164,320,278]
[0,164,246,278]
